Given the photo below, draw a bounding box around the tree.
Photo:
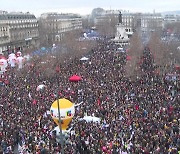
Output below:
[164,41,180,71]
[165,22,180,35]
[38,18,54,47]
[169,42,180,65]
[60,29,97,60]
[81,16,94,29]
[90,8,105,19]
[148,32,171,73]
[125,32,143,78]
[96,14,118,38]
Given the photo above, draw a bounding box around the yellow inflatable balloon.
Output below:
[50,98,75,130]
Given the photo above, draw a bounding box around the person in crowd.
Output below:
[0,40,179,154]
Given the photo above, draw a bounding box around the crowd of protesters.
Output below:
[0,40,179,154]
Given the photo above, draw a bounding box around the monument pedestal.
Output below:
[111,11,133,47]
[112,23,130,47]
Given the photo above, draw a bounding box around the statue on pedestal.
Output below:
[118,11,122,24]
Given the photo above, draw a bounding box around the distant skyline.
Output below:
[1,0,180,17]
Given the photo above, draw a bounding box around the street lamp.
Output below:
[56,97,65,154]
[56,70,65,154]
[170,52,173,71]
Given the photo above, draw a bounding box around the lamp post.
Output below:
[56,70,65,154]
[170,52,173,72]
[57,97,65,154]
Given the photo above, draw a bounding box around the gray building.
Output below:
[94,10,135,37]
[94,10,134,28]
[0,11,39,53]
[163,14,180,25]
[139,13,163,32]
[39,13,82,45]
[93,9,163,36]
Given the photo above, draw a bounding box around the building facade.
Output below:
[93,10,163,36]
[39,13,82,45]
[139,13,163,32]
[112,11,133,46]
[0,11,39,53]
[94,10,135,37]
[163,14,180,23]
[94,10,134,28]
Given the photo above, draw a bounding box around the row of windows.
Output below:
[11,31,38,40]
[0,20,37,24]
[45,20,82,25]
[10,24,38,29]
[50,19,82,22]
[0,31,8,37]
[8,19,37,24]
[0,37,9,45]
[7,15,35,20]
[57,26,82,33]
[0,27,8,31]
[0,23,38,32]
[47,23,81,29]
[125,29,131,32]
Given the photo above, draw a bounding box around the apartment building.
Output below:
[39,13,82,44]
[163,14,180,24]
[94,10,134,37]
[0,11,39,53]
[93,10,163,36]
[140,13,163,32]
[94,10,134,29]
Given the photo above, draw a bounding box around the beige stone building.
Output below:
[94,10,135,37]
[0,11,39,53]
[93,10,163,37]
[139,13,163,32]
[39,13,82,45]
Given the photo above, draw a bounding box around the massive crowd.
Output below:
[0,40,179,154]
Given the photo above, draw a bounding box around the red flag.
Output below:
[126,56,131,61]
[97,99,101,106]
[135,105,139,110]
[4,80,9,85]
[32,99,37,105]
[55,66,60,73]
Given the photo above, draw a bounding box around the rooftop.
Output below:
[0,11,36,20]
[40,12,81,19]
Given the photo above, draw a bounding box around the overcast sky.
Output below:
[1,0,180,17]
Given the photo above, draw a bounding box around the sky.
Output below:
[1,0,180,17]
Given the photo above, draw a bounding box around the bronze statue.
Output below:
[119,11,122,24]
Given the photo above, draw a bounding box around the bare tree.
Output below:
[165,22,180,35]
[23,27,98,79]
[38,18,54,47]
[148,32,168,68]
[165,41,180,69]
[147,31,180,74]
[125,32,143,78]
[81,16,94,29]
[60,29,97,60]
[96,14,118,38]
